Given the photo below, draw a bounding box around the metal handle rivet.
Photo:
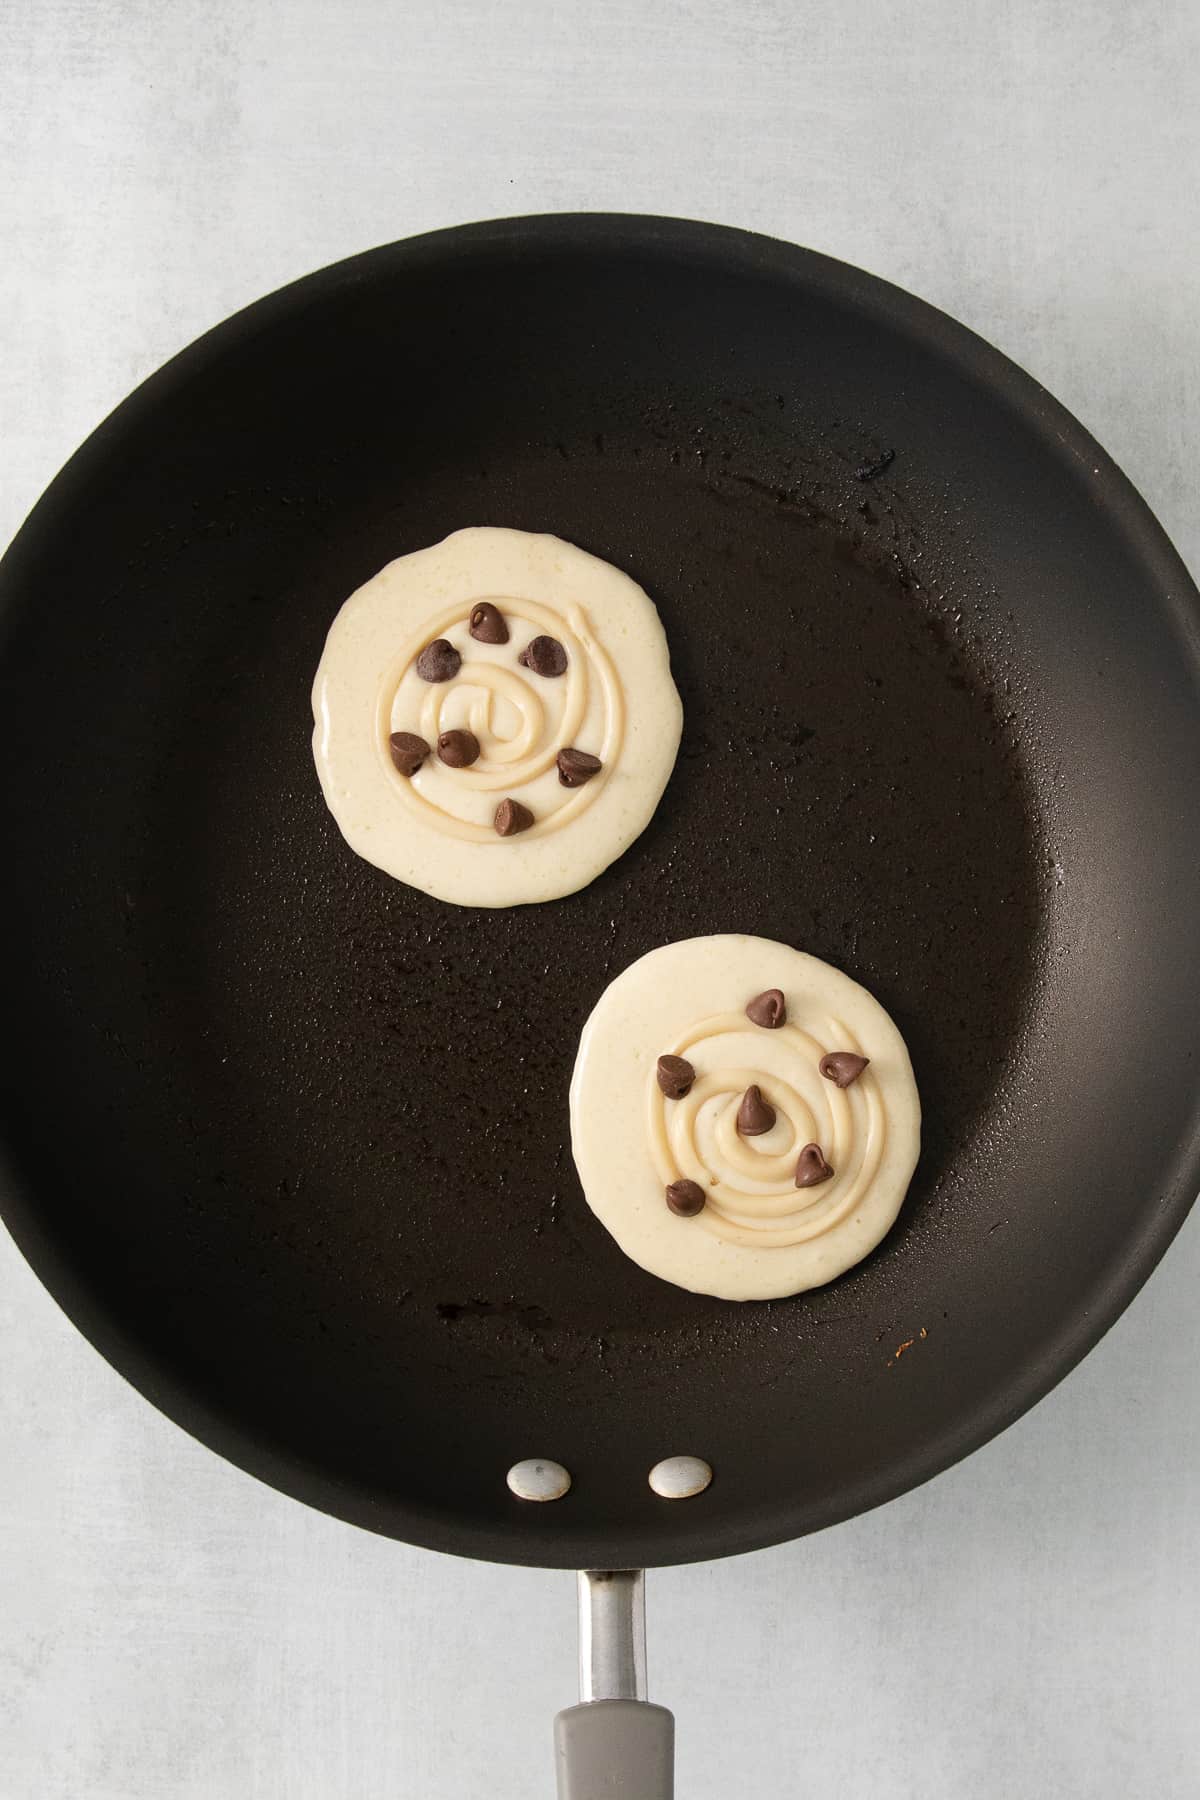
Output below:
[648,1455,713,1499]
[506,1457,572,1501]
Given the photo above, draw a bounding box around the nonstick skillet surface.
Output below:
[1,216,1198,1568]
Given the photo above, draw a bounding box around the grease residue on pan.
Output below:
[133,442,1047,1371]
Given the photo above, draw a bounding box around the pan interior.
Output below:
[1,222,1197,1567]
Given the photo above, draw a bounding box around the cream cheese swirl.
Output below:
[649,1014,885,1247]
[377,595,623,842]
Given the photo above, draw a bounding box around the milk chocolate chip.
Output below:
[819,1052,870,1088]
[557,747,603,788]
[656,1054,695,1100]
[437,729,480,768]
[745,989,786,1029]
[736,1084,776,1136]
[665,1178,706,1217]
[518,635,568,678]
[469,602,509,644]
[494,798,534,837]
[795,1144,834,1187]
[388,731,429,776]
[416,639,461,682]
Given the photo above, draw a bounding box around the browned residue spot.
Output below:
[888,1325,928,1368]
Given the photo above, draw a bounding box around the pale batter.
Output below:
[311,528,682,907]
[570,935,921,1301]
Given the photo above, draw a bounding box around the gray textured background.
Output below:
[2,3,1199,1795]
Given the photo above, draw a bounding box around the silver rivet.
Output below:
[648,1455,713,1499]
[506,1458,572,1502]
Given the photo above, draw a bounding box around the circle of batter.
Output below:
[570,935,921,1300]
[312,527,682,907]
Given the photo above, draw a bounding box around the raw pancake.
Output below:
[570,934,921,1300]
[312,527,682,907]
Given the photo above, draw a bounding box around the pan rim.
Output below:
[1,211,1198,1569]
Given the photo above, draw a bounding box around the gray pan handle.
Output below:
[554,1571,675,1800]
[555,1701,674,1799]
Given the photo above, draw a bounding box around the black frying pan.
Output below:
[2,216,1199,1793]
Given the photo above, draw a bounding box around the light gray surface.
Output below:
[2,2,1199,1795]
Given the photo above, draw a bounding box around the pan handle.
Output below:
[554,1570,675,1800]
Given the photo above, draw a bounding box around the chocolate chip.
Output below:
[736,1084,776,1136]
[819,1052,870,1088]
[665,1178,706,1217]
[416,639,461,682]
[469,602,509,645]
[745,989,786,1029]
[437,729,480,768]
[518,635,568,678]
[557,747,603,787]
[494,798,534,837]
[795,1144,834,1187]
[656,1054,695,1099]
[388,731,429,776]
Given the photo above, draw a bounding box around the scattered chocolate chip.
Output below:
[437,729,480,768]
[388,731,429,776]
[665,1178,706,1217]
[557,747,603,787]
[736,1084,776,1136]
[856,447,896,482]
[795,1144,834,1187]
[469,602,509,644]
[656,1054,696,1099]
[820,1051,870,1088]
[494,798,534,837]
[518,635,568,678]
[745,989,786,1029]
[416,639,461,682]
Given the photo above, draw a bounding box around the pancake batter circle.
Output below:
[570,935,921,1300]
[312,527,683,907]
